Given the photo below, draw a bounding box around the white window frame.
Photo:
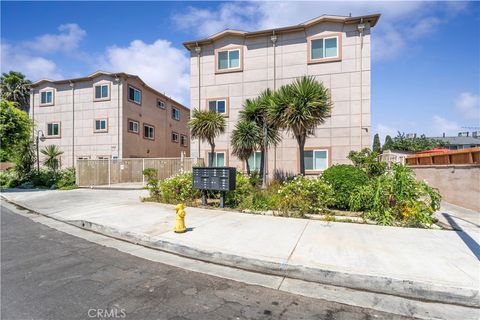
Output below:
[180,135,188,147]
[217,48,241,71]
[309,35,340,62]
[171,132,179,143]
[247,151,262,171]
[208,99,227,114]
[208,152,226,167]
[157,99,166,109]
[171,107,180,120]
[143,124,155,140]
[46,122,60,137]
[128,120,139,133]
[94,84,110,100]
[40,89,54,106]
[304,149,329,171]
[94,119,108,132]
[128,86,142,105]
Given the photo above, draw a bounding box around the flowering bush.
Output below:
[158,171,200,205]
[276,176,334,217]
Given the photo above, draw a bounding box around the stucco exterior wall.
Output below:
[30,75,123,168]
[412,165,480,212]
[189,21,371,175]
[122,78,190,158]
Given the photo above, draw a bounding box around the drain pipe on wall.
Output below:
[357,19,366,148]
[115,75,120,159]
[271,31,277,176]
[70,81,75,167]
[195,43,202,159]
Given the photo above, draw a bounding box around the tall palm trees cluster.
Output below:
[0,71,31,112]
[189,76,332,176]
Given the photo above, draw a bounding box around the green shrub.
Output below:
[55,167,77,190]
[0,169,21,188]
[238,181,281,211]
[276,176,334,217]
[30,169,56,188]
[226,172,254,207]
[348,148,387,178]
[349,164,441,227]
[157,171,200,205]
[248,170,262,187]
[321,164,369,209]
[143,168,160,199]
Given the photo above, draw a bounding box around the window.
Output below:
[128,120,139,133]
[208,99,227,114]
[208,152,225,167]
[171,107,180,120]
[94,119,107,132]
[144,124,155,140]
[77,156,90,160]
[97,156,110,160]
[171,132,179,142]
[180,135,188,147]
[40,90,53,105]
[217,48,241,71]
[94,84,109,100]
[304,149,328,171]
[46,122,60,137]
[128,86,141,104]
[157,100,166,109]
[247,151,262,171]
[310,35,339,61]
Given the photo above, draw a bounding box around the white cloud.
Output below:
[0,42,62,80]
[455,92,480,120]
[376,123,398,142]
[433,115,461,135]
[99,39,190,104]
[173,1,468,61]
[26,23,86,53]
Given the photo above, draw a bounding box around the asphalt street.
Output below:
[1,204,410,320]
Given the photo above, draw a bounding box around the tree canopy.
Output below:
[382,132,447,152]
[0,100,32,161]
[1,71,32,112]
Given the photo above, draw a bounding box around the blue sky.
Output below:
[2,1,479,142]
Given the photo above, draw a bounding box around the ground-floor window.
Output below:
[208,152,225,167]
[247,151,261,171]
[304,149,328,171]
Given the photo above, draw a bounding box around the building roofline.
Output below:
[30,71,189,110]
[183,13,381,50]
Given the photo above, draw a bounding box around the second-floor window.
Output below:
[94,119,107,132]
[144,124,155,140]
[171,107,180,120]
[128,86,142,104]
[181,135,188,147]
[217,48,240,71]
[208,99,226,114]
[40,90,54,105]
[310,35,339,61]
[94,84,109,100]
[47,122,60,137]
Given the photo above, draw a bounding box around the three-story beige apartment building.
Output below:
[30,71,190,168]
[184,14,380,175]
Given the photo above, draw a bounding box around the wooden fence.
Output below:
[76,157,204,187]
[406,147,480,166]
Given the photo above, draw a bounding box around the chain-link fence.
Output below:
[76,157,204,187]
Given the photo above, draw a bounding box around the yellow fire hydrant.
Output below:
[174,203,187,233]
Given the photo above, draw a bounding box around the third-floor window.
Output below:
[94,84,109,100]
[216,47,242,72]
[309,34,340,63]
[128,86,142,104]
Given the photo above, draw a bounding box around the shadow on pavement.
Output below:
[442,213,480,261]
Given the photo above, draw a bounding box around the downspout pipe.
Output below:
[70,81,75,167]
[195,43,202,159]
[357,19,366,148]
[115,75,120,159]
[270,31,278,179]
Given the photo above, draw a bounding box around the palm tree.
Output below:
[231,120,261,174]
[0,71,32,112]
[270,76,332,175]
[189,109,226,167]
[239,89,280,176]
[41,145,64,171]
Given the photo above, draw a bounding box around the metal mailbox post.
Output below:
[192,167,236,208]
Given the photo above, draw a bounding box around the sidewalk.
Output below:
[1,188,479,309]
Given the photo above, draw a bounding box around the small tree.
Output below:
[14,140,36,181]
[271,76,332,175]
[383,135,394,151]
[0,71,32,112]
[372,133,381,153]
[0,100,31,161]
[231,120,262,174]
[41,145,64,172]
[189,109,226,167]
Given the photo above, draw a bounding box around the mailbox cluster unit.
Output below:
[192,167,236,191]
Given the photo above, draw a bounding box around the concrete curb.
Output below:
[3,195,479,309]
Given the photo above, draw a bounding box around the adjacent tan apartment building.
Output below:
[184,14,380,175]
[30,71,190,168]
